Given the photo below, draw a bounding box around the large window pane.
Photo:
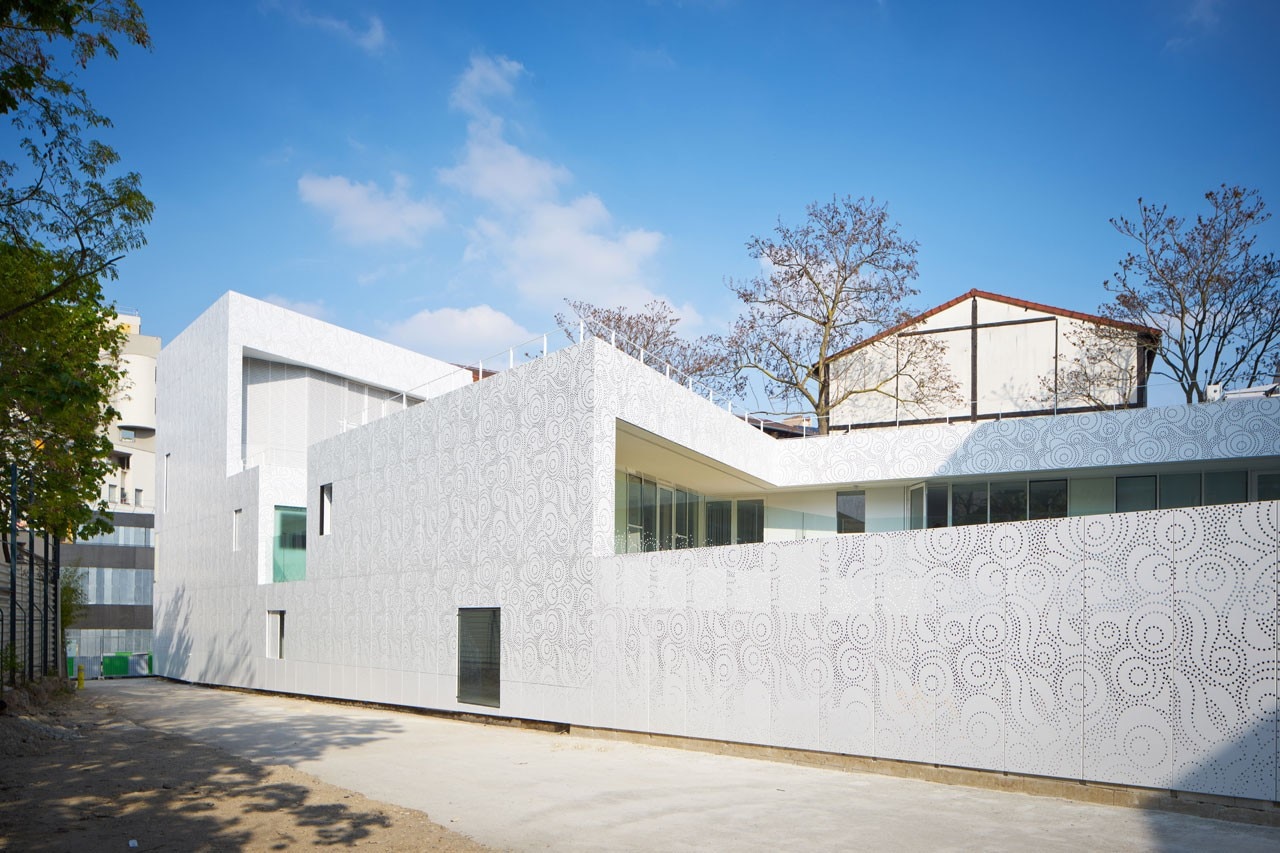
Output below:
[1029,480,1068,520]
[951,483,988,526]
[1116,476,1156,512]
[926,486,948,529]
[1069,478,1114,517]
[457,607,500,707]
[990,482,1027,523]
[272,506,306,582]
[909,485,925,530]
[836,490,866,534]
[1204,471,1247,505]
[736,499,765,544]
[1159,472,1201,509]
[705,500,732,546]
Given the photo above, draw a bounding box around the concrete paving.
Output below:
[89,679,1279,852]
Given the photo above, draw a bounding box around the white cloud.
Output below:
[442,54,667,311]
[298,173,444,247]
[264,294,330,320]
[450,55,524,117]
[439,126,570,209]
[386,304,535,362]
[281,3,387,55]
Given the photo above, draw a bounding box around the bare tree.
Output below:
[714,196,959,434]
[1104,185,1280,403]
[555,298,729,389]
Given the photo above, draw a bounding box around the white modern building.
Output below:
[827,290,1160,428]
[63,311,160,668]
[155,292,1280,805]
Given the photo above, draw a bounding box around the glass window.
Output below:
[1258,472,1280,502]
[1159,472,1201,509]
[990,482,1027,523]
[1203,471,1247,505]
[705,500,732,546]
[457,607,500,707]
[1116,476,1157,513]
[736,499,765,544]
[674,490,696,549]
[951,483,988,526]
[272,506,306,582]
[836,490,866,534]
[1069,478,1114,517]
[233,508,243,551]
[658,488,674,551]
[908,485,925,530]
[1029,480,1068,520]
[626,474,658,552]
[926,485,948,529]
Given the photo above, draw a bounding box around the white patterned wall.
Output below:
[156,310,1280,801]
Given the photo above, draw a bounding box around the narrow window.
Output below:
[658,487,674,550]
[232,508,243,551]
[457,607,500,707]
[272,506,306,582]
[163,453,170,511]
[674,489,695,549]
[319,483,333,536]
[908,485,925,530]
[926,485,949,529]
[836,490,867,534]
[736,499,765,544]
[704,500,732,546]
[108,484,117,503]
[134,488,143,508]
[266,610,285,659]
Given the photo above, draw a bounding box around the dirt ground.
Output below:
[0,679,490,851]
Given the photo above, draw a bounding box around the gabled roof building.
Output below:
[827,289,1160,429]
[155,292,1280,806]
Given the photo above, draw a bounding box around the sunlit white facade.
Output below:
[156,292,1280,803]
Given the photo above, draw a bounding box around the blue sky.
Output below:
[93,1,1279,367]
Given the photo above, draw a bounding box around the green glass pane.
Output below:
[272,506,306,582]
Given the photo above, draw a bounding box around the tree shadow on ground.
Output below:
[0,690,433,851]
